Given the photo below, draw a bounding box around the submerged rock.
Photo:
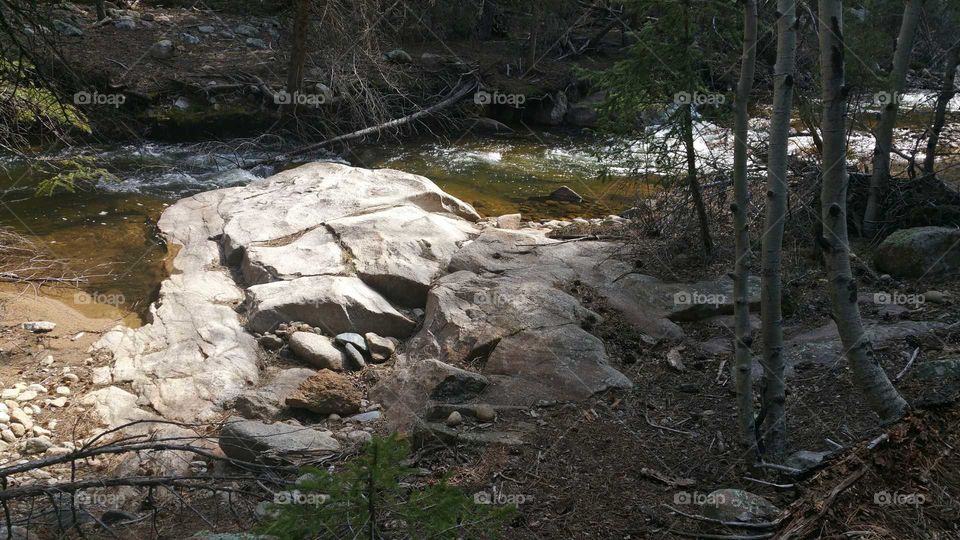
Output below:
[547,185,583,204]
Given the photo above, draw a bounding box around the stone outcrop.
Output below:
[91,162,479,426]
[874,226,960,278]
[89,161,762,441]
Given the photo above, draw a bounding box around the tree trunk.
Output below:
[680,5,712,256]
[923,43,959,175]
[682,103,713,255]
[284,0,312,115]
[818,0,909,422]
[732,0,758,451]
[759,0,797,460]
[95,0,106,21]
[863,0,925,237]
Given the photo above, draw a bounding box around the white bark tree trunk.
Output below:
[759,0,797,459]
[818,0,909,422]
[863,0,925,237]
[732,0,758,451]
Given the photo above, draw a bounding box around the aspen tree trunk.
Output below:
[924,44,959,175]
[732,0,758,451]
[759,0,797,459]
[285,0,312,115]
[818,0,909,422]
[863,0,925,237]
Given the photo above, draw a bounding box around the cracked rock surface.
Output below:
[89,162,755,432]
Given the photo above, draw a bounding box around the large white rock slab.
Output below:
[328,205,477,306]
[245,275,416,337]
[220,162,480,262]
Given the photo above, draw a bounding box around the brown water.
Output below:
[0,133,648,317]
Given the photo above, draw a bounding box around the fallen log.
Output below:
[242,79,478,170]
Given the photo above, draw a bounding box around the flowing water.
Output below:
[0,132,649,318]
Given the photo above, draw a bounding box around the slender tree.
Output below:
[732,0,758,451]
[759,0,798,459]
[681,2,713,255]
[285,0,312,114]
[863,0,926,237]
[818,0,909,422]
[95,0,107,21]
[924,42,959,175]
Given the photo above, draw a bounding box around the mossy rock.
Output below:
[874,226,960,278]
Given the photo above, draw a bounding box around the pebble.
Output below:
[197,25,216,33]
[446,411,463,427]
[10,410,31,430]
[62,373,80,384]
[26,384,46,393]
[0,430,14,443]
[23,437,53,454]
[328,413,341,422]
[346,430,372,444]
[475,405,497,422]
[16,391,37,402]
[33,426,51,437]
[9,424,25,437]
[47,397,68,408]
[42,355,54,367]
[0,413,8,424]
[335,333,368,352]
[347,411,381,424]
[55,386,70,396]
[0,389,19,400]
[22,321,56,333]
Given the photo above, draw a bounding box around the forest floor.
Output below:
[4,235,957,538]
